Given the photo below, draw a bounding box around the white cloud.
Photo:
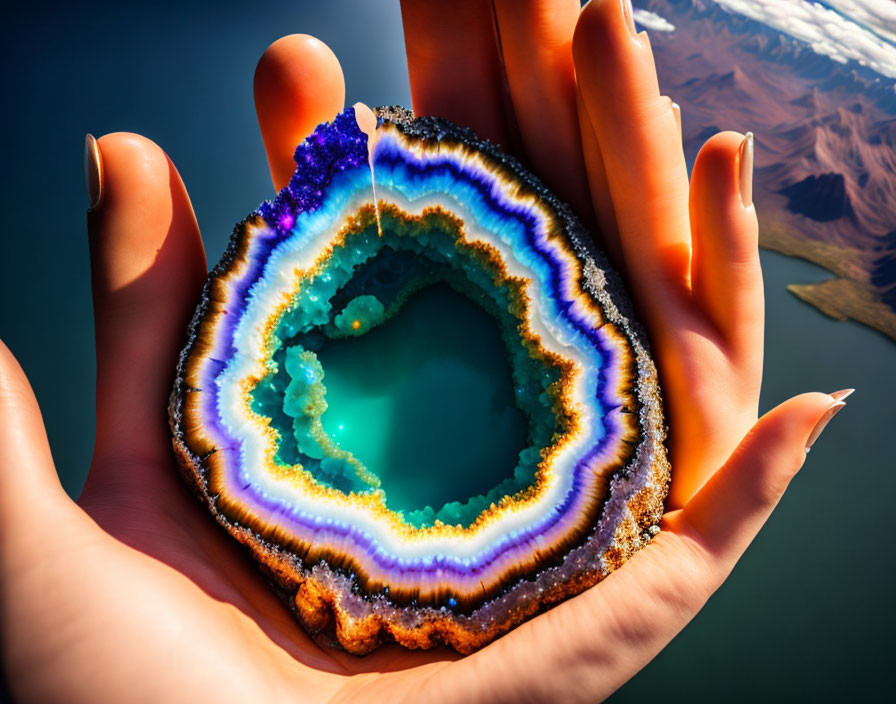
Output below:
[634,8,676,32]
[712,0,896,79]
[821,0,896,44]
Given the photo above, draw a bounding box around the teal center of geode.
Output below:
[249,215,564,528]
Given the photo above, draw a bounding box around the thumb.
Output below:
[681,391,850,566]
[0,340,76,553]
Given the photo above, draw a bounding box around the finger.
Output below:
[86,133,206,487]
[0,339,73,543]
[254,34,346,191]
[575,84,622,266]
[491,0,593,222]
[400,0,512,148]
[689,131,762,351]
[573,0,691,313]
[682,392,846,564]
[0,339,98,704]
[413,393,848,704]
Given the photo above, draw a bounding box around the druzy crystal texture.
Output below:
[169,106,670,654]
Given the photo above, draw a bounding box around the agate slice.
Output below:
[169,106,669,654]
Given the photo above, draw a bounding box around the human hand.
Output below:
[0,2,847,703]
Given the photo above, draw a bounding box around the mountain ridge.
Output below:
[641,0,896,339]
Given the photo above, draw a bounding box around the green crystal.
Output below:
[249,216,565,528]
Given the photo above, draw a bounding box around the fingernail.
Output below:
[805,401,846,452]
[671,102,682,140]
[352,102,378,156]
[829,388,855,402]
[738,132,753,208]
[620,0,636,37]
[85,133,103,211]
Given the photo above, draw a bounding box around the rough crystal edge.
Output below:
[168,107,670,654]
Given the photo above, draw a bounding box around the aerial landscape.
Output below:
[636,0,896,339]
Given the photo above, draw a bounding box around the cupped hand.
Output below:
[0,2,847,703]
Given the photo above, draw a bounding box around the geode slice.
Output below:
[169,106,669,654]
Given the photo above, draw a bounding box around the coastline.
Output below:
[759,216,896,341]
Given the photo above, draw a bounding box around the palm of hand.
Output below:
[1,2,839,703]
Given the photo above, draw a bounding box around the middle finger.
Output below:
[492,0,593,224]
[400,0,512,147]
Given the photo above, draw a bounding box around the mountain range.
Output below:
[639,0,896,339]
